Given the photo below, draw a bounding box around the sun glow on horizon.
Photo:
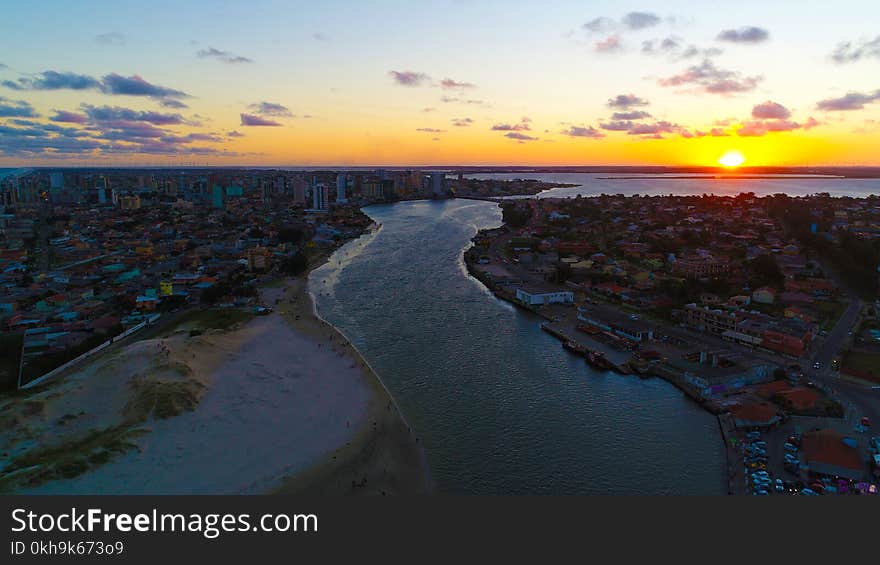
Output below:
[718,150,746,168]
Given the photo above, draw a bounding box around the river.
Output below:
[310,198,725,494]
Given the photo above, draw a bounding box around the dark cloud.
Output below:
[816,90,880,111]
[751,101,791,120]
[831,36,880,63]
[563,125,604,138]
[717,26,769,44]
[1,80,23,91]
[0,97,38,118]
[240,113,283,126]
[451,117,473,127]
[100,73,189,100]
[607,93,649,109]
[622,12,661,30]
[416,128,445,133]
[98,121,167,139]
[80,104,189,125]
[227,130,245,137]
[611,110,651,120]
[440,78,476,90]
[197,47,254,64]
[595,35,623,53]
[14,71,102,91]
[658,59,761,94]
[95,32,125,46]
[504,132,538,141]
[389,70,430,87]
[247,101,293,117]
[49,110,88,124]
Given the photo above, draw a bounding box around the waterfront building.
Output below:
[430,172,446,197]
[515,286,574,306]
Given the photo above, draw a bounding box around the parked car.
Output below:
[784,443,798,453]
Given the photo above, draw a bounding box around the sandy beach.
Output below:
[1,249,431,494]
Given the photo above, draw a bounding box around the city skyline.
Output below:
[1,0,879,167]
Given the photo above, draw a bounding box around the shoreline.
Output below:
[271,225,434,495]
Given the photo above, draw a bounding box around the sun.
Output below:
[718,150,746,168]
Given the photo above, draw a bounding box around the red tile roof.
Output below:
[802,429,863,472]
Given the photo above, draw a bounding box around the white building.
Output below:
[515,287,574,306]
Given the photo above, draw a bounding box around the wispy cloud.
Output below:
[451,117,473,127]
[658,59,761,94]
[95,32,125,46]
[240,113,283,126]
[816,90,880,111]
[504,132,538,141]
[389,70,430,87]
[830,35,880,63]
[312,32,330,41]
[595,35,623,53]
[416,127,446,133]
[607,94,649,109]
[440,78,476,90]
[716,26,769,44]
[197,47,254,64]
[562,125,604,138]
[247,101,293,117]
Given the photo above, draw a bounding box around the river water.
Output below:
[310,198,725,494]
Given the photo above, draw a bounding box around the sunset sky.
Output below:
[1,0,878,167]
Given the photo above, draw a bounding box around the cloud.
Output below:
[95,32,125,46]
[312,32,329,41]
[751,100,791,120]
[440,78,476,90]
[642,36,722,60]
[197,47,254,64]
[416,127,445,133]
[0,97,38,118]
[595,35,623,53]
[227,130,245,137]
[491,121,531,131]
[717,26,769,44]
[504,132,538,141]
[599,120,634,131]
[583,17,615,33]
[80,104,189,125]
[0,63,6,69]
[607,93,649,109]
[440,96,484,105]
[737,117,815,137]
[422,107,436,113]
[49,110,88,124]
[611,110,651,120]
[100,73,189,100]
[622,12,661,30]
[563,125,604,138]
[831,35,880,63]
[247,101,293,117]
[816,90,880,111]
[658,59,761,94]
[240,113,283,126]
[160,100,189,109]
[583,12,662,34]
[389,70,430,86]
[627,121,680,136]
[708,128,730,137]
[451,117,473,127]
[13,71,102,91]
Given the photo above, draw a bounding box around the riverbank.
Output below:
[271,245,433,494]
[1,237,430,494]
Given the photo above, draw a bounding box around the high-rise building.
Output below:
[336,173,348,203]
[312,182,328,210]
[212,185,225,209]
[430,172,446,197]
[292,176,307,205]
[49,172,63,190]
